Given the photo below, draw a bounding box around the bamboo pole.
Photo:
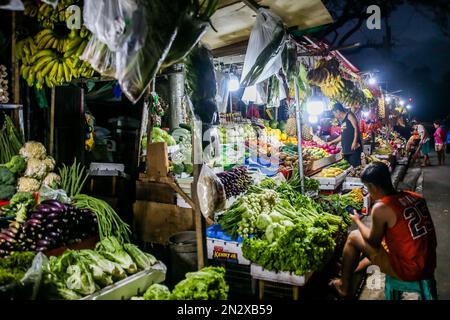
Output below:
[294,78,305,194]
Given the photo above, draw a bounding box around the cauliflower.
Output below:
[42,173,61,189]
[42,156,56,172]
[25,158,49,180]
[19,141,47,160]
[18,177,41,193]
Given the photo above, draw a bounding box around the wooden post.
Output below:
[11,12,20,105]
[49,87,56,157]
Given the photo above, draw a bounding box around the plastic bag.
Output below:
[20,253,49,300]
[240,8,287,87]
[39,185,71,204]
[83,0,144,52]
[80,35,117,78]
[197,165,226,220]
[0,0,24,10]
[216,71,230,113]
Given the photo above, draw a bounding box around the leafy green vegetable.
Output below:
[2,155,26,175]
[0,191,36,222]
[123,243,157,270]
[0,252,36,286]
[95,237,138,275]
[243,217,337,275]
[0,167,16,200]
[170,267,228,300]
[143,283,171,300]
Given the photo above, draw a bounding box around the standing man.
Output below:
[433,120,447,165]
[330,162,437,298]
[330,103,362,167]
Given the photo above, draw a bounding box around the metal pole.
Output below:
[294,78,304,194]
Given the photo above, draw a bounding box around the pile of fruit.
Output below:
[303,141,341,155]
[329,160,351,170]
[318,167,344,178]
[17,0,94,88]
[303,147,329,161]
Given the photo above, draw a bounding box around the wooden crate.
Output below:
[135,180,175,204]
[133,201,195,245]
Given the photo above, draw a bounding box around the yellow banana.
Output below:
[66,36,83,52]
[62,62,71,83]
[44,76,54,88]
[36,29,53,43]
[21,65,30,79]
[40,60,56,77]
[33,55,55,72]
[52,38,59,50]
[49,61,59,79]
[57,63,64,83]
[75,40,88,57]
[38,34,53,49]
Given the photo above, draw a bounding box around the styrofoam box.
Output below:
[313,171,347,190]
[207,238,250,265]
[250,264,313,286]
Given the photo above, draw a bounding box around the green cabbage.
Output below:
[256,213,272,230]
[143,284,171,300]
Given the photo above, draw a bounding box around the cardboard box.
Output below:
[207,238,250,265]
[147,142,169,177]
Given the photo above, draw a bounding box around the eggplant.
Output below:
[36,246,47,252]
[31,213,44,220]
[28,218,42,226]
[40,200,67,211]
[1,230,17,238]
[45,224,54,230]
[29,244,36,250]
[48,231,60,238]
[37,239,50,247]
[0,234,16,243]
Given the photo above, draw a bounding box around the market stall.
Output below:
[0,0,414,301]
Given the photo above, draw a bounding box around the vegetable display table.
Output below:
[81,261,167,300]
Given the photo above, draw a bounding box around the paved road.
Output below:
[423,152,450,299]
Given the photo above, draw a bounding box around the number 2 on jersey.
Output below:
[403,204,432,240]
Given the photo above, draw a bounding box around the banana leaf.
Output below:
[118,0,191,103]
[162,0,218,69]
[185,45,218,124]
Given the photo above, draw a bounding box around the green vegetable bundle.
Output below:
[242,217,337,275]
[0,251,35,287]
[43,238,158,299]
[170,267,228,300]
[59,158,89,198]
[72,194,131,243]
[0,115,24,164]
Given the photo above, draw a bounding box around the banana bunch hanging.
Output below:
[307,58,345,98]
[17,1,94,89]
[24,0,76,29]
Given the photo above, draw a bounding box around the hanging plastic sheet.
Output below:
[83,0,145,52]
[240,8,287,87]
[216,71,230,113]
[0,0,23,10]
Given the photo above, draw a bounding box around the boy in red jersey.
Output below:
[331,162,437,297]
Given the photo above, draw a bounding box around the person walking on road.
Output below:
[415,122,431,167]
[434,120,447,165]
[330,103,362,167]
[330,162,437,298]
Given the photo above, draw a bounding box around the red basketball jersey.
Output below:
[380,191,437,281]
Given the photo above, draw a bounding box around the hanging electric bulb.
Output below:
[228,73,240,92]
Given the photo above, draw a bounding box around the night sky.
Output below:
[328,4,450,122]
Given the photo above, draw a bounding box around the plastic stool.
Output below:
[385,275,437,300]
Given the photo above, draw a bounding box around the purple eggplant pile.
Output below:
[0,199,97,257]
[217,166,252,199]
